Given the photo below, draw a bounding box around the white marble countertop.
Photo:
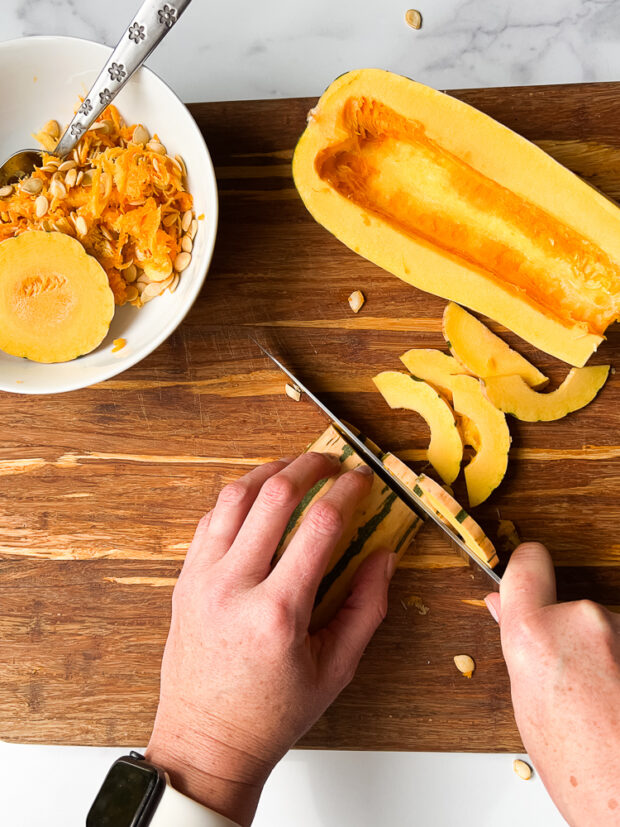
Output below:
[2,1,618,825]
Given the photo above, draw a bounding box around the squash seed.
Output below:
[81,169,94,186]
[100,172,112,200]
[35,195,49,218]
[49,178,67,200]
[405,9,423,29]
[175,154,187,179]
[75,170,84,186]
[181,235,193,253]
[65,167,78,189]
[54,217,73,235]
[285,383,302,402]
[124,263,138,283]
[0,184,13,198]
[348,289,365,313]
[146,140,166,155]
[124,285,139,302]
[75,215,88,237]
[169,273,180,293]
[163,212,178,227]
[132,124,150,145]
[58,160,77,172]
[142,281,166,301]
[43,119,60,139]
[453,654,475,678]
[174,251,192,272]
[21,178,43,195]
[188,219,198,240]
[181,209,193,232]
[513,760,532,780]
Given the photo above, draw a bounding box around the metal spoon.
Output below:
[0,0,191,187]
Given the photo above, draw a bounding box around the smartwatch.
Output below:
[87,751,240,826]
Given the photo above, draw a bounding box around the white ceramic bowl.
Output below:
[0,36,218,394]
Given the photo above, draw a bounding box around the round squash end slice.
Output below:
[0,231,115,363]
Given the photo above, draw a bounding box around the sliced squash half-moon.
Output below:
[482,366,610,422]
[443,302,548,388]
[373,370,463,484]
[449,374,511,507]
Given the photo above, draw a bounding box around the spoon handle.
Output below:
[54,0,192,157]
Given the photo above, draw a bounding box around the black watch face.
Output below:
[87,758,161,827]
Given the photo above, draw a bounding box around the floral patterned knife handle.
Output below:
[54,0,192,157]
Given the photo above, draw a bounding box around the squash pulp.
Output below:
[293,69,620,365]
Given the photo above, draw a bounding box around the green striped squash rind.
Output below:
[274,425,423,631]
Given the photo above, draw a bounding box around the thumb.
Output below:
[317,550,396,686]
[499,541,557,626]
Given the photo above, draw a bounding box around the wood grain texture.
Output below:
[0,82,618,750]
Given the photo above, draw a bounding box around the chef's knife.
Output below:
[253,339,502,587]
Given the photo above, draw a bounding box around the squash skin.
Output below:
[373,370,463,484]
[449,375,511,507]
[0,231,114,363]
[293,69,620,366]
[443,303,548,388]
[482,365,610,421]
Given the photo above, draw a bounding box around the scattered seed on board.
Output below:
[405,9,423,29]
[453,654,475,678]
[348,289,365,313]
[181,235,193,253]
[22,178,43,195]
[0,184,13,198]
[513,760,533,780]
[285,383,302,402]
[35,195,49,218]
[181,210,193,232]
[132,124,150,145]
[174,251,192,272]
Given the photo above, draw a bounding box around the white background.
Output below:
[3,1,620,825]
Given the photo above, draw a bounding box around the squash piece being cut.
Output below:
[449,374,511,506]
[293,69,620,365]
[0,231,114,363]
[482,366,610,422]
[373,370,462,484]
[413,473,499,567]
[275,425,422,631]
[400,348,471,400]
[443,303,548,387]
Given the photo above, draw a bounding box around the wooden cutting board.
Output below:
[0,82,618,750]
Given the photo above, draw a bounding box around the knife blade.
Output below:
[252,338,502,586]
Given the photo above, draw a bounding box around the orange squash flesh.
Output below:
[294,70,620,366]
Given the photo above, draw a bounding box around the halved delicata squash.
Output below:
[482,366,610,421]
[373,370,463,484]
[443,303,548,388]
[449,375,511,507]
[293,69,620,366]
[0,231,114,363]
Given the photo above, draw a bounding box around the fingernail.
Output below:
[278,456,296,463]
[386,553,398,580]
[321,452,342,466]
[484,596,499,623]
[354,464,373,476]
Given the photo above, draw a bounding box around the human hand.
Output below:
[485,542,620,826]
[146,453,397,826]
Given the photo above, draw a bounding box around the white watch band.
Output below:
[149,780,241,827]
